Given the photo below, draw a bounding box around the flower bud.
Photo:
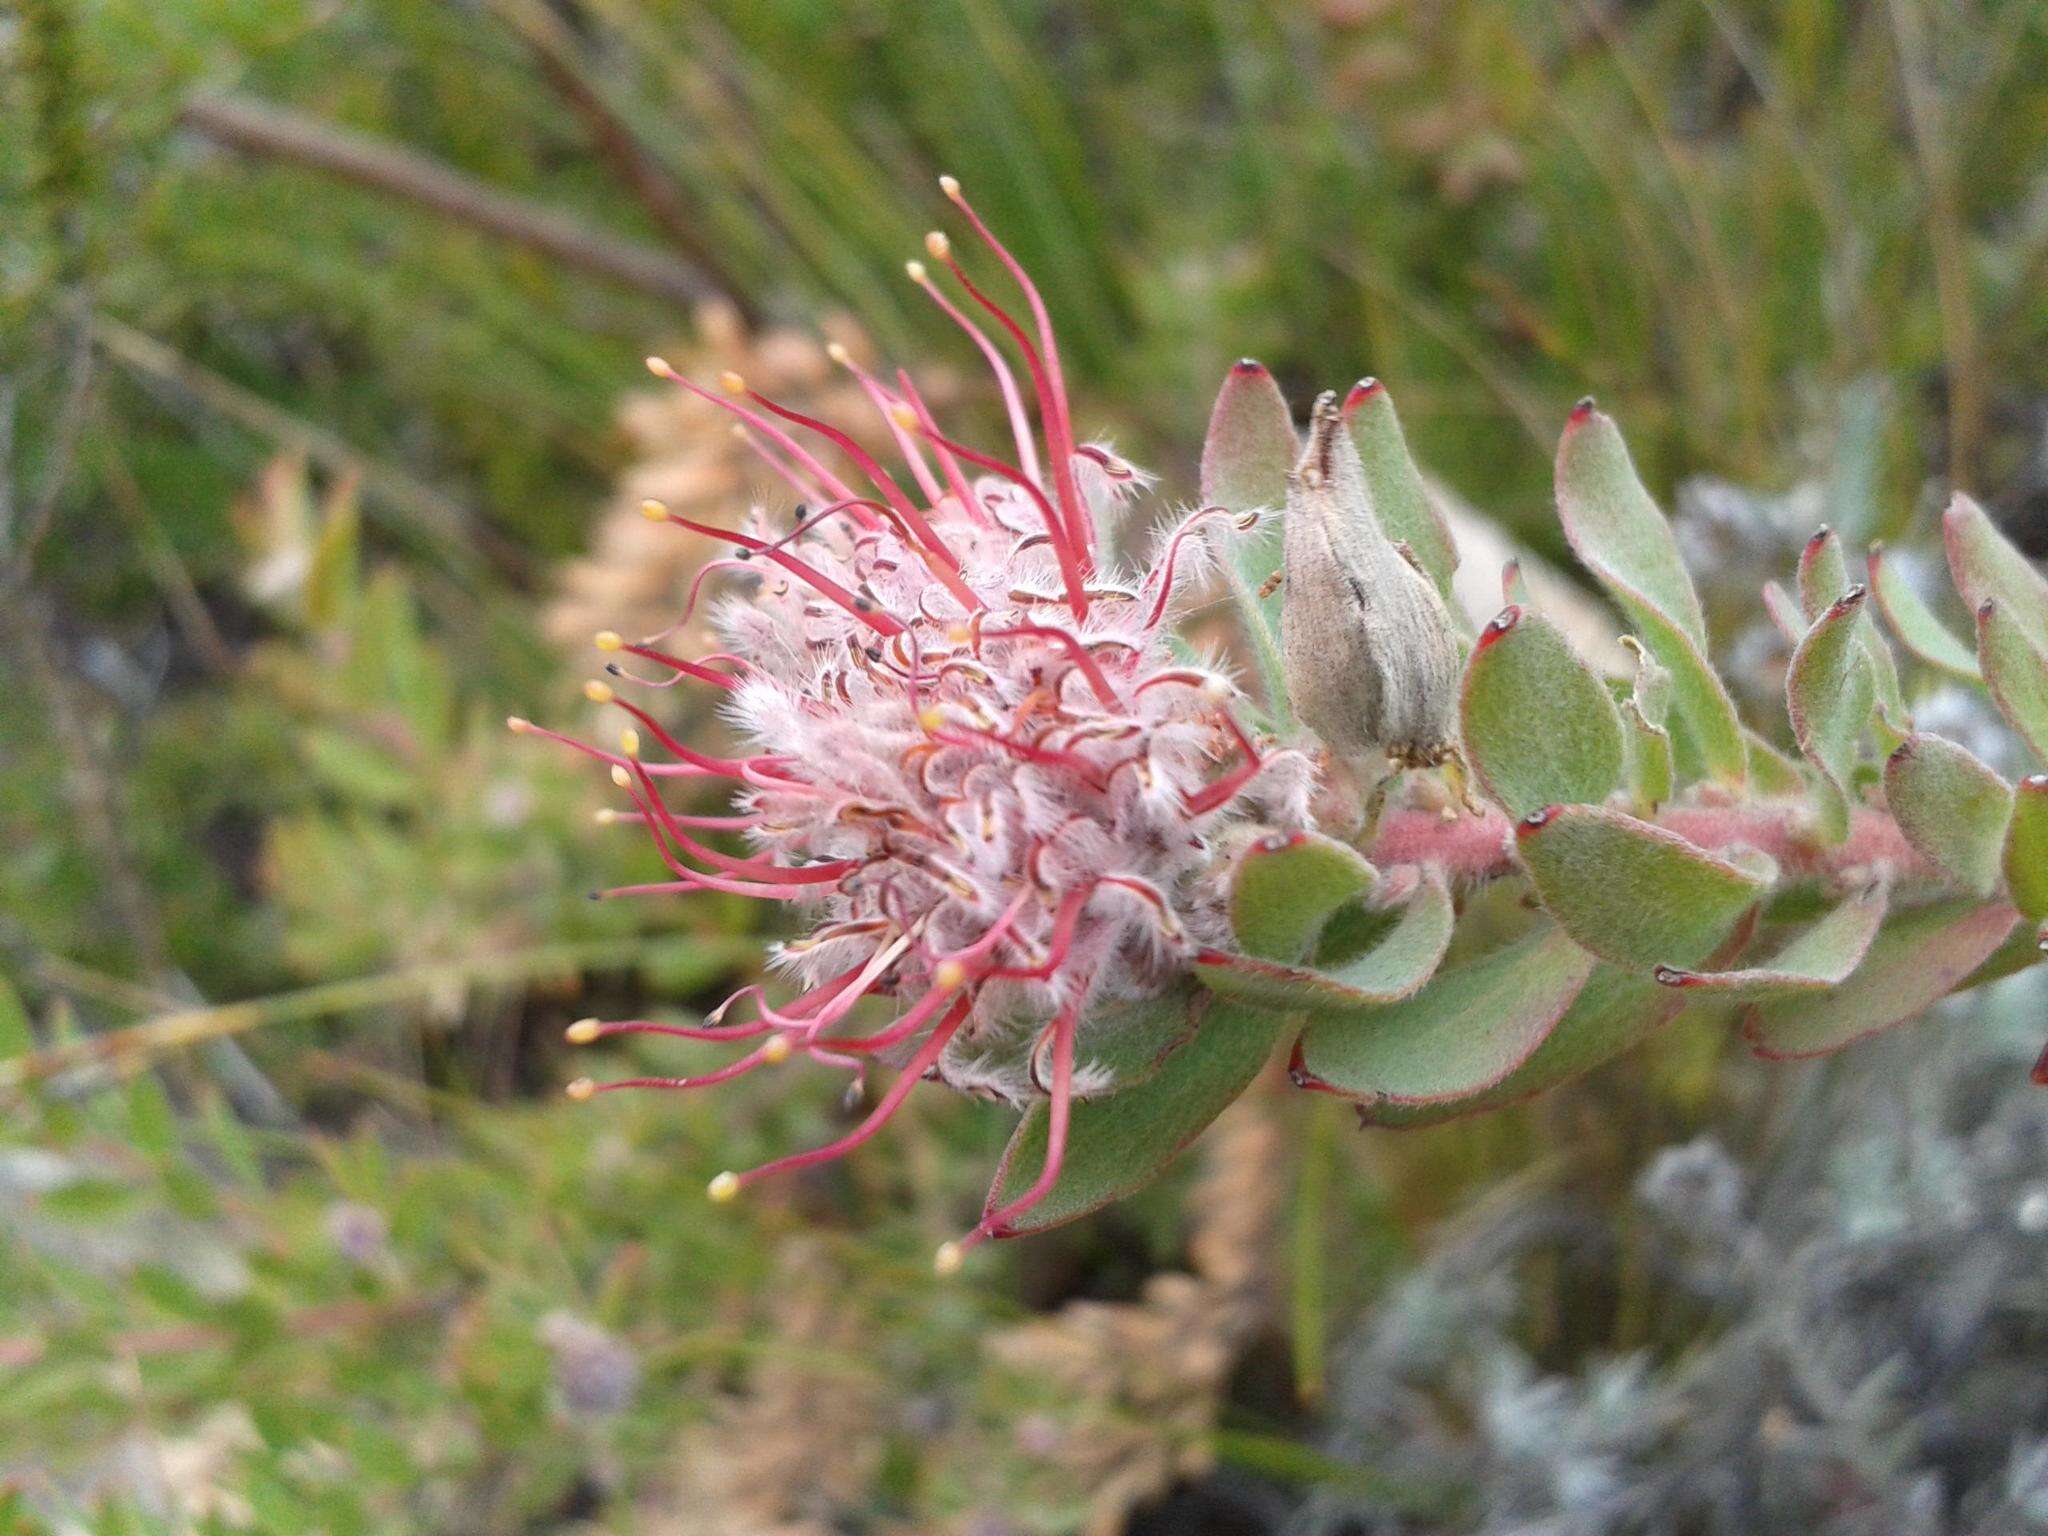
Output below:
[1281,392,1463,767]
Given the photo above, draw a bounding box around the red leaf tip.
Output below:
[1286,1037,1340,1095]
[1652,965,1699,988]
[1567,396,1596,425]
[1230,357,1268,377]
[1476,605,1523,651]
[1517,805,1561,835]
[1340,378,1384,416]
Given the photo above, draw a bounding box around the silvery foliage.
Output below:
[1294,970,2048,1536]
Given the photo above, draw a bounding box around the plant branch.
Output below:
[1368,800,1939,891]
[176,93,720,310]
[5,933,758,1093]
[483,0,753,306]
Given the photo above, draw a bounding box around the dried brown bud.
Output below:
[1281,391,1463,766]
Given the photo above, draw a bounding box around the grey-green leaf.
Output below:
[1786,587,1874,841]
[1868,543,1981,681]
[1343,379,1458,601]
[2006,775,2048,924]
[1228,830,1378,962]
[1295,922,1594,1104]
[989,998,1283,1236]
[1977,600,2048,764]
[1884,734,2012,897]
[1200,358,1297,708]
[1516,804,1769,971]
[1360,967,1678,1128]
[1459,605,1624,820]
[1555,403,1745,786]
[1744,900,2019,1059]
[1196,869,1454,1012]
[1651,883,1888,999]
[1945,493,2048,656]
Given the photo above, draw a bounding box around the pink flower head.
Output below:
[519,178,1311,1264]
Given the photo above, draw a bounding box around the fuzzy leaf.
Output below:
[1617,638,1676,812]
[1804,528,1909,743]
[1555,405,1745,786]
[1745,731,1807,798]
[1945,493,2048,655]
[1201,359,1297,706]
[1884,734,2012,896]
[1196,869,1454,1011]
[991,998,1282,1235]
[2005,775,2048,924]
[1228,830,1378,963]
[1342,380,1458,601]
[1745,900,2019,1059]
[946,988,1202,1105]
[1976,600,2048,763]
[1294,922,1594,1104]
[1651,883,1888,999]
[1516,804,1769,970]
[1054,986,1202,1099]
[1621,704,1674,815]
[1797,527,1854,619]
[1361,967,1678,1128]
[1868,543,1981,681]
[1786,587,1874,840]
[1762,580,1804,643]
[1460,606,1624,819]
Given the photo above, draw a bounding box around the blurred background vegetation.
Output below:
[2,0,2046,1531]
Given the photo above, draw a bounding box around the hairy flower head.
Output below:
[521,178,1311,1260]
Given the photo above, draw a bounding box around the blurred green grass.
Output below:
[2,0,2045,1529]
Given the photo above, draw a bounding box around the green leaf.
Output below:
[990,999,1283,1236]
[1803,529,1909,745]
[1361,966,1678,1128]
[1622,706,1674,815]
[1868,543,1981,681]
[1745,730,1807,798]
[1618,636,1675,812]
[1745,899,2019,1059]
[2005,775,2048,924]
[1459,606,1624,819]
[1228,831,1377,962]
[1945,493,2048,656]
[1883,734,2012,896]
[1200,359,1297,708]
[1555,404,1745,786]
[1651,883,1888,998]
[1516,804,1769,970]
[1976,600,2048,764]
[1343,380,1457,601]
[1762,580,1804,642]
[1786,587,1874,840]
[1294,923,1594,1104]
[1797,527,1853,619]
[1041,985,1202,1100]
[1197,869,1454,1011]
